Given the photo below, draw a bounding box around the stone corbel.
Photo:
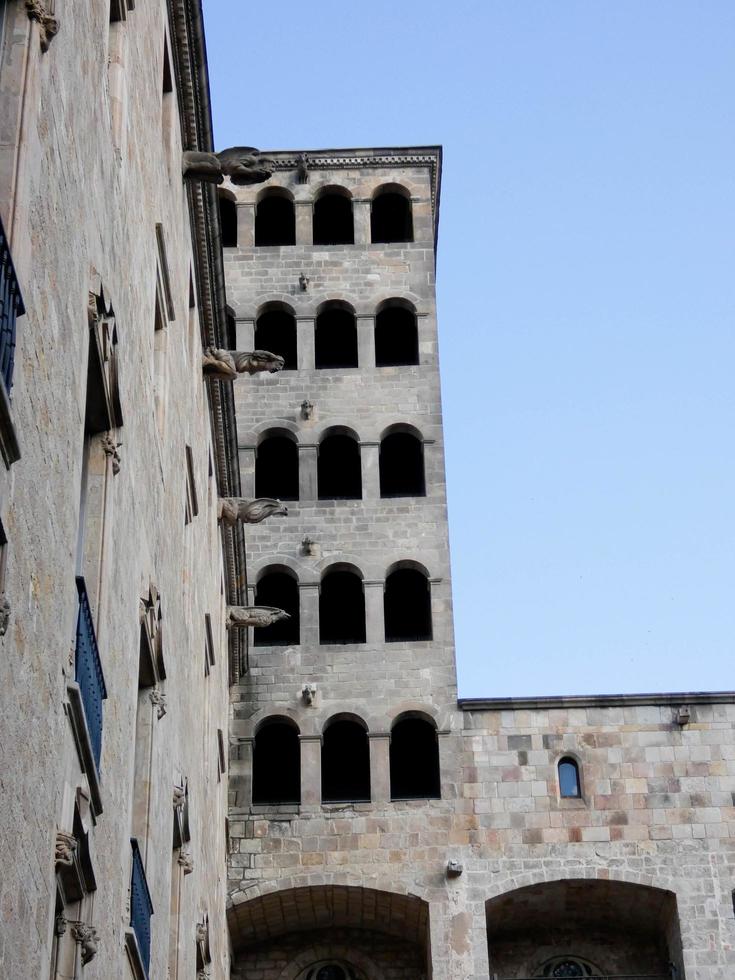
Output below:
[70,922,99,965]
[178,848,194,875]
[101,434,122,474]
[149,688,167,719]
[173,785,186,811]
[55,830,77,867]
[25,0,59,52]
[0,595,10,636]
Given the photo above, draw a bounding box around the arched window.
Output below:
[254,190,295,246]
[218,192,237,247]
[538,957,597,977]
[252,718,300,805]
[384,566,432,642]
[389,716,440,800]
[313,189,354,245]
[319,567,365,644]
[321,717,370,803]
[379,430,425,497]
[558,757,581,798]
[315,303,358,369]
[318,431,361,500]
[371,186,413,243]
[255,432,298,500]
[254,568,300,646]
[255,306,297,370]
[375,301,418,366]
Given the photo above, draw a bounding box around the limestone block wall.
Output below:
[0,3,231,978]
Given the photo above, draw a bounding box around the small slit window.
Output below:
[252,719,300,805]
[255,191,295,246]
[321,718,370,803]
[558,757,581,798]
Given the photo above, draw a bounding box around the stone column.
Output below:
[236,203,254,247]
[297,317,315,371]
[236,317,254,351]
[230,737,254,810]
[295,201,313,246]
[363,580,385,645]
[238,446,256,500]
[357,314,375,369]
[299,582,320,646]
[353,199,371,244]
[361,441,380,500]
[299,444,318,501]
[300,734,321,807]
[428,896,490,980]
[368,732,391,803]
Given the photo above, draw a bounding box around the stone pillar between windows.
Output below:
[299,582,320,646]
[369,732,391,803]
[236,317,254,351]
[299,444,318,501]
[236,203,254,247]
[427,899,490,980]
[363,580,385,645]
[353,199,371,245]
[230,737,254,809]
[300,735,321,807]
[361,441,380,500]
[295,201,313,246]
[238,446,256,500]
[297,317,315,371]
[356,314,375,370]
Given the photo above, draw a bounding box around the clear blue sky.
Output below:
[203,0,735,697]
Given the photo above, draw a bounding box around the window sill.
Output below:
[65,681,103,816]
[0,377,20,467]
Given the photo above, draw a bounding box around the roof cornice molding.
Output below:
[459,691,735,711]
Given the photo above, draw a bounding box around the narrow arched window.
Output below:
[384,567,432,642]
[315,304,358,369]
[558,757,581,798]
[313,190,354,245]
[318,432,361,500]
[375,303,418,366]
[379,431,425,497]
[254,569,300,646]
[390,717,440,800]
[319,568,365,644]
[252,719,300,805]
[255,307,297,370]
[371,187,413,243]
[255,192,295,246]
[255,433,298,500]
[321,718,370,803]
[218,193,237,247]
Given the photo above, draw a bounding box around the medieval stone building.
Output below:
[0,2,733,980]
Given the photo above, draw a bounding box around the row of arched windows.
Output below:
[252,714,440,805]
[254,565,433,647]
[220,184,414,248]
[255,428,425,501]
[251,300,419,370]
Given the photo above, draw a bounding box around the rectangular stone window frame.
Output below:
[185,444,199,525]
[204,612,215,675]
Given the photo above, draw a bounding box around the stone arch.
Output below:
[248,554,314,583]
[311,419,365,444]
[244,705,315,738]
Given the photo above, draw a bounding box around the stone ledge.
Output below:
[459,690,735,711]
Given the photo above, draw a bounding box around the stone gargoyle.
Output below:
[182,147,275,186]
[226,606,290,630]
[202,348,285,380]
[218,497,288,527]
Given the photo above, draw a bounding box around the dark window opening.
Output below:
[315,307,357,369]
[319,570,365,644]
[254,571,300,646]
[321,720,370,803]
[371,192,413,244]
[219,195,237,248]
[384,568,432,642]
[318,434,361,500]
[379,432,425,497]
[558,757,581,798]
[390,718,440,800]
[255,309,297,370]
[255,436,298,500]
[225,308,236,349]
[313,194,354,245]
[375,305,419,366]
[252,721,300,805]
[255,195,295,246]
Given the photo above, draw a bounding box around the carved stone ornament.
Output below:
[299,273,310,292]
[197,971,210,980]
[296,153,310,184]
[202,348,285,380]
[300,400,314,420]
[101,434,122,474]
[178,848,194,874]
[150,688,167,719]
[0,594,10,636]
[195,920,208,944]
[226,606,290,630]
[182,147,275,186]
[173,785,186,810]
[70,922,99,965]
[218,497,288,527]
[55,830,77,867]
[301,536,318,557]
[25,0,59,52]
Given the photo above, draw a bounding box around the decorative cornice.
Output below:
[459,690,735,712]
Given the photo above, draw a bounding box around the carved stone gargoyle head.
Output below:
[226,606,291,630]
[217,147,276,185]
